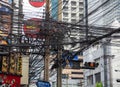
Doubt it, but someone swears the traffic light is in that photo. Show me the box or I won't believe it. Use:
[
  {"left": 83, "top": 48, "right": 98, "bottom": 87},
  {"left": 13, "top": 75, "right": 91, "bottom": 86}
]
[
  {"left": 84, "top": 62, "right": 99, "bottom": 69},
  {"left": 116, "top": 79, "right": 120, "bottom": 82}
]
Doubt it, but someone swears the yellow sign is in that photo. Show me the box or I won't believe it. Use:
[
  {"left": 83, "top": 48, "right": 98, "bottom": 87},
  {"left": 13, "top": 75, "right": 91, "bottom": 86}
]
[
  {"left": 16, "top": 53, "right": 22, "bottom": 75},
  {"left": 9, "top": 53, "right": 16, "bottom": 74},
  {"left": 2, "top": 56, "right": 8, "bottom": 73}
]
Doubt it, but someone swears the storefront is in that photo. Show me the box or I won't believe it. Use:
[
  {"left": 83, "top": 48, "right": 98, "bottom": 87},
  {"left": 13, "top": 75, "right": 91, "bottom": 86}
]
[
  {"left": 0, "top": 53, "right": 22, "bottom": 87},
  {"left": 0, "top": 1, "right": 22, "bottom": 87}
]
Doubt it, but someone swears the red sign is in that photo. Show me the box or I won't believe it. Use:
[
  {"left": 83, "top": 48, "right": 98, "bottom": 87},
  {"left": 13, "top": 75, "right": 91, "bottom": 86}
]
[
  {"left": 0, "top": 74, "right": 21, "bottom": 87},
  {"left": 23, "top": 18, "right": 40, "bottom": 38},
  {"left": 29, "top": 0, "right": 45, "bottom": 7}
]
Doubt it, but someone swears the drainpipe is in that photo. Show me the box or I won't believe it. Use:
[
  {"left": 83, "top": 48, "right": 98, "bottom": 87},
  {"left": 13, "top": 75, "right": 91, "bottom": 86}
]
[
  {"left": 103, "top": 42, "right": 108, "bottom": 87},
  {"left": 103, "top": 39, "right": 112, "bottom": 87},
  {"left": 109, "top": 55, "right": 113, "bottom": 87}
]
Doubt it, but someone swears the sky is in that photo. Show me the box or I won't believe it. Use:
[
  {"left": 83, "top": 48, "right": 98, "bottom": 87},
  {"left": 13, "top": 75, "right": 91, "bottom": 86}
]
[{"left": 23, "top": 0, "right": 46, "bottom": 20}]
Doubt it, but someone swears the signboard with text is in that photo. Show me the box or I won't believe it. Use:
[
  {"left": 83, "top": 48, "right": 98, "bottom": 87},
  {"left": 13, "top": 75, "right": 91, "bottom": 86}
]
[
  {"left": 2, "top": 56, "right": 9, "bottom": 73},
  {"left": 0, "top": 74, "right": 21, "bottom": 87},
  {"left": 29, "top": 0, "right": 45, "bottom": 7},
  {"left": 23, "top": 18, "right": 41, "bottom": 38},
  {"left": 36, "top": 80, "right": 51, "bottom": 87}
]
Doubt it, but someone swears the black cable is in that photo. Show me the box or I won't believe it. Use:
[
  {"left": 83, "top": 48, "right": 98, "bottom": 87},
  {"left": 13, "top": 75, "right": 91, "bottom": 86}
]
[{"left": 89, "top": 1, "right": 119, "bottom": 25}]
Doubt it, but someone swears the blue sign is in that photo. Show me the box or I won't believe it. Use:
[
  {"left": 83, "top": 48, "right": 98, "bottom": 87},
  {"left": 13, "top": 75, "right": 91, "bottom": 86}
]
[
  {"left": 0, "top": 5, "right": 12, "bottom": 13},
  {"left": 36, "top": 80, "right": 51, "bottom": 87}
]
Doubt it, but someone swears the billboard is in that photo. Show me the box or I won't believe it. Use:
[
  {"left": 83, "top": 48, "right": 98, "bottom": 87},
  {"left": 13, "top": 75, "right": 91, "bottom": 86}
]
[
  {"left": 29, "top": 0, "right": 45, "bottom": 7},
  {"left": 0, "top": 5, "right": 12, "bottom": 43},
  {"left": 36, "top": 80, "right": 51, "bottom": 87},
  {"left": 0, "top": 14, "right": 11, "bottom": 35},
  {"left": 23, "top": 18, "right": 41, "bottom": 38}
]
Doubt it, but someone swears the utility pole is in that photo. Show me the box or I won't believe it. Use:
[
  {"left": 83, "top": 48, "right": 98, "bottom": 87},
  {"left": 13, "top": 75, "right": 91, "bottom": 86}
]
[
  {"left": 57, "top": 0, "right": 62, "bottom": 86},
  {"left": 57, "top": 48, "right": 62, "bottom": 87},
  {"left": 44, "top": 0, "right": 50, "bottom": 81}
]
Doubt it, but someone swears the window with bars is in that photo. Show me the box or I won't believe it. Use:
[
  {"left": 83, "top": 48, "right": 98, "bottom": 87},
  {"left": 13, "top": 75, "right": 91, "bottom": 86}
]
[
  {"left": 95, "top": 72, "right": 101, "bottom": 83},
  {"left": 71, "top": 1, "right": 76, "bottom": 6},
  {"left": 87, "top": 75, "right": 93, "bottom": 85},
  {"left": 63, "top": 12, "right": 68, "bottom": 17},
  {"left": 71, "top": 13, "right": 76, "bottom": 18}
]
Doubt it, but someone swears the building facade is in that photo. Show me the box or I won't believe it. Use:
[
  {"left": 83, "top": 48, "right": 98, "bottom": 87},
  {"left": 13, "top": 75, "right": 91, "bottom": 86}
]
[
  {"left": 0, "top": 1, "right": 23, "bottom": 87},
  {"left": 83, "top": 40, "right": 120, "bottom": 87},
  {"left": 62, "top": 0, "right": 84, "bottom": 23},
  {"left": 83, "top": 0, "right": 120, "bottom": 87}
]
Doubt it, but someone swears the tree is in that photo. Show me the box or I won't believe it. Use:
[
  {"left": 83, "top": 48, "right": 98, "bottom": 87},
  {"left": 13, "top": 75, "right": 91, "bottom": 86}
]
[{"left": 96, "top": 82, "right": 103, "bottom": 87}]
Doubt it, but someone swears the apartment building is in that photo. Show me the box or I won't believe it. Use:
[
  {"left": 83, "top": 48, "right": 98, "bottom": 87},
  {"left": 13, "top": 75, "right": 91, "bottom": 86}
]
[{"left": 62, "top": 0, "right": 84, "bottom": 23}]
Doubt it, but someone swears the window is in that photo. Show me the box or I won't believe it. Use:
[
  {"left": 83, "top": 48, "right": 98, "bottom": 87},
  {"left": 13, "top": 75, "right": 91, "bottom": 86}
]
[
  {"left": 71, "top": 13, "right": 76, "bottom": 18},
  {"left": 71, "top": 7, "right": 76, "bottom": 11},
  {"left": 79, "top": 14, "right": 83, "bottom": 18},
  {"left": 95, "top": 72, "right": 101, "bottom": 83},
  {"left": 71, "top": 1, "right": 76, "bottom": 6},
  {"left": 43, "top": 9, "right": 45, "bottom": 11},
  {"left": 87, "top": 75, "right": 93, "bottom": 85},
  {"left": 63, "top": 0, "right": 68, "bottom": 5},
  {"left": 63, "top": 13, "right": 68, "bottom": 17},
  {"left": 63, "top": 18, "right": 68, "bottom": 22},
  {"left": 71, "top": 19, "right": 76, "bottom": 23},
  {"left": 42, "top": 16, "right": 45, "bottom": 18},
  {"left": 63, "top": 6, "right": 68, "bottom": 11},
  {"left": 79, "top": 2, "right": 83, "bottom": 6},
  {"left": 79, "top": 8, "right": 83, "bottom": 12}
]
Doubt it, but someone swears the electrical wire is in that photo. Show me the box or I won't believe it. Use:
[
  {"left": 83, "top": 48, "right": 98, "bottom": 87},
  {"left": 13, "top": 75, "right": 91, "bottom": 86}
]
[
  {"left": 89, "top": 1, "right": 119, "bottom": 25},
  {"left": 0, "top": 0, "right": 119, "bottom": 50}
]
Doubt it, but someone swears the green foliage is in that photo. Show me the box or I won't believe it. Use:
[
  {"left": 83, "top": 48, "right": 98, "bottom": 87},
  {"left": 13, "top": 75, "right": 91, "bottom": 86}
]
[{"left": 95, "top": 82, "right": 103, "bottom": 87}]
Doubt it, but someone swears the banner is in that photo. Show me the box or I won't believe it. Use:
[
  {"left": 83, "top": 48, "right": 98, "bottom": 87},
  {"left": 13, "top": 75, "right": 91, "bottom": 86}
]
[
  {"left": 0, "top": 14, "right": 11, "bottom": 36},
  {"left": 16, "top": 53, "right": 22, "bottom": 75},
  {"left": 2, "top": 56, "right": 8, "bottom": 73},
  {"left": 9, "top": 53, "right": 16, "bottom": 74},
  {"left": 0, "top": 74, "right": 21, "bottom": 87}
]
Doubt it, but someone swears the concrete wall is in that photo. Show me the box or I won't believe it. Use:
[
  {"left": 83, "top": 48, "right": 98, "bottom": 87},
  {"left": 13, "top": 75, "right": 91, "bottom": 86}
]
[{"left": 110, "top": 45, "right": 120, "bottom": 87}]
